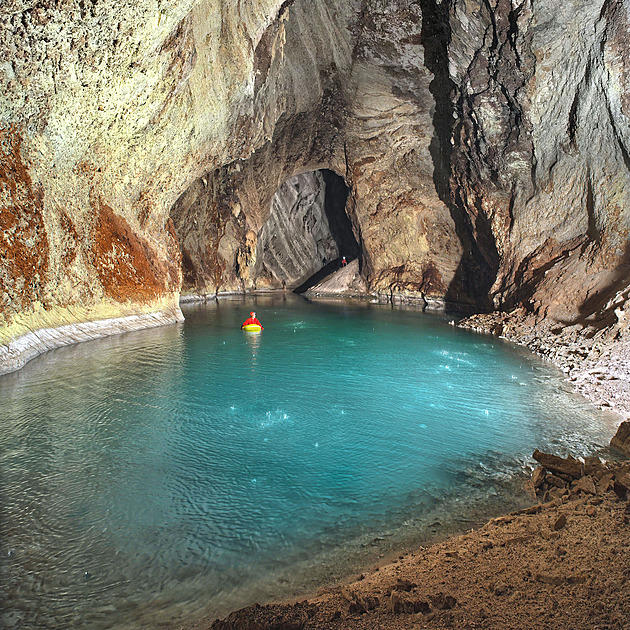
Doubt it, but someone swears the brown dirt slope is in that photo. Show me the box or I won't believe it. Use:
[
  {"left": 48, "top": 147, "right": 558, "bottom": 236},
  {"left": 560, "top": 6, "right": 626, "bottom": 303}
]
[{"left": 188, "top": 456, "right": 630, "bottom": 630}]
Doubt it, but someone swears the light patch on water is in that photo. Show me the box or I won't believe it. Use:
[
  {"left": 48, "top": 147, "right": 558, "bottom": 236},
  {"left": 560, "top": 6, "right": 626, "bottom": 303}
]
[{"left": 259, "top": 410, "right": 291, "bottom": 428}]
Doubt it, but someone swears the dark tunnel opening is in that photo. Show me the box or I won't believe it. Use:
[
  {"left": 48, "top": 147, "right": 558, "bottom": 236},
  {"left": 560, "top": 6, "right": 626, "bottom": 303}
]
[{"left": 292, "top": 169, "right": 360, "bottom": 293}]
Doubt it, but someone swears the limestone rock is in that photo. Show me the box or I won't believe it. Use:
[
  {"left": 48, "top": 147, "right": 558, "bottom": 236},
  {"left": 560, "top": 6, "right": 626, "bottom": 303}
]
[
  {"left": 572, "top": 476, "right": 597, "bottom": 496},
  {"left": 305, "top": 259, "right": 367, "bottom": 297},
  {"left": 532, "top": 466, "right": 547, "bottom": 489},
  {"left": 254, "top": 171, "right": 338, "bottom": 290}
]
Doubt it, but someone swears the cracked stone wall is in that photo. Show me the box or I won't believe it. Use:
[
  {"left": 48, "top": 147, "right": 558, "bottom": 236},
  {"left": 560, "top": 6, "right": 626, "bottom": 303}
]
[
  {"left": 254, "top": 171, "right": 338, "bottom": 290},
  {"left": 447, "top": 0, "right": 630, "bottom": 322}
]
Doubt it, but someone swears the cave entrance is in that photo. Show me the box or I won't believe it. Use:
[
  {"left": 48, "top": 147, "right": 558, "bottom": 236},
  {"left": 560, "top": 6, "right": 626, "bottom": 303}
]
[{"left": 256, "top": 169, "right": 360, "bottom": 293}]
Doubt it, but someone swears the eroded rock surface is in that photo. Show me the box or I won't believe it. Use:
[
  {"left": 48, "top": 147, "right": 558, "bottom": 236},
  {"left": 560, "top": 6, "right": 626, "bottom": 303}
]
[
  {"left": 305, "top": 259, "right": 368, "bottom": 297},
  {"left": 2, "top": 0, "right": 630, "bottom": 371}
]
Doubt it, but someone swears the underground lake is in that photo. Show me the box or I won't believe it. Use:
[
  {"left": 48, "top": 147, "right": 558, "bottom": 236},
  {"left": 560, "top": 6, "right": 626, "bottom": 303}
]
[{"left": 0, "top": 295, "right": 620, "bottom": 629}]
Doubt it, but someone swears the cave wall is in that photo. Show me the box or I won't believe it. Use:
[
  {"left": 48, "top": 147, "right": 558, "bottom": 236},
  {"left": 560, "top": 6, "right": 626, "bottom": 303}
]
[
  {"left": 448, "top": 0, "right": 630, "bottom": 321},
  {"left": 254, "top": 171, "right": 338, "bottom": 290},
  {"left": 169, "top": 0, "right": 463, "bottom": 302},
  {"left": 2, "top": 0, "right": 630, "bottom": 371}
]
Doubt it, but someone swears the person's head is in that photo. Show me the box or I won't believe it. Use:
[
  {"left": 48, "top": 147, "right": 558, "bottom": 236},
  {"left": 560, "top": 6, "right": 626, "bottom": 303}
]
[{"left": 251, "top": 312, "right": 255, "bottom": 317}]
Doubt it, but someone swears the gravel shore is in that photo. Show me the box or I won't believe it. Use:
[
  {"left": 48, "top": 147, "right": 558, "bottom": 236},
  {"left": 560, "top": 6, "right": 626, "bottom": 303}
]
[{"left": 199, "top": 457, "right": 630, "bottom": 630}]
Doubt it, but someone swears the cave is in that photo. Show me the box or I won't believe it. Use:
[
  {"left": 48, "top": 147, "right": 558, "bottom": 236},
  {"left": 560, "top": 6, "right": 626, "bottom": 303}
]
[
  {"left": 254, "top": 169, "right": 361, "bottom": 294},
  {"left": 2, "top": 0, "right": 630, "bottom": 372},
  {"left": 3, "top": 0, "right": 630, "bottom": 628},
  {"left": 169, "top": 166, "right": 361, "bottom": 297}
]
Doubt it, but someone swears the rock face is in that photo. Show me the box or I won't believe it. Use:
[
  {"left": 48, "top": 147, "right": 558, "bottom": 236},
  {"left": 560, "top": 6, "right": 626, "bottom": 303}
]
[
  {"left": 611, "top": 420, "right": 630, "bottom": 456},
  {"left": 254, "top": 171, "right": 338, "bottom": 290},
  {"left": 448, "top": 0, "right": 630, "bottom": 322},
  {"left": 2, "top": 0, "right": 630, "bottom": 371},
  {"left": 305, "top": 259, "right": 368, "bottom": 297}
]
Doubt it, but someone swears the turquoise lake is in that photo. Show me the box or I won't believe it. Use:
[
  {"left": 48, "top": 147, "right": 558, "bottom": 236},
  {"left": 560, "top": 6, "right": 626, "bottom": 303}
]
[{"left": 0, "top": 295, "right": 619, "bottom": 629}]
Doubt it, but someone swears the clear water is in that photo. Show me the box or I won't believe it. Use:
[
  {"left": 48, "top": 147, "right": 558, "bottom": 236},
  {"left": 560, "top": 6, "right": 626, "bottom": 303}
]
[{"left": 0, "top": 295, "right": 619, "bottom": 629}]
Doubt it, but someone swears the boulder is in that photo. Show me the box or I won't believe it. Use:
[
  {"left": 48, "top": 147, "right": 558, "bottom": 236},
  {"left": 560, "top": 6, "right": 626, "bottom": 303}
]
[
  {"left": 553, "top": 514, "right": 567, "bottom": 531},
  {"left": 546, "top": 474, "right": 568, "bottom": 488},
  {"left": 583, "top": 456, "right": 605, "bottom": 476},
  {"left": 610, "top": 421, "right": 630, "bottom": 456},
  {"left": 389, "top": 592, "right": 431, "bottom": 615},
  {"left": 597, "top": 472, "right": 615, "bottom": 493},
  {"left": 613, "top": 473, "right": 630, "bottom": 500},
  {"left": 572, "top": 476, "right": 597, "bottom": 495},
  {"left": 532, "top": 466, "right": 547, "bottom": 489},
  {"left": 533, "top": 450, "right": 584, "bottom": 479}
]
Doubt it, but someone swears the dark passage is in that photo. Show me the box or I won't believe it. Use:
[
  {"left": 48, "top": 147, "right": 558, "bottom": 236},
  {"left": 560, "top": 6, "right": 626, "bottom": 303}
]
[{"left": 294, "top": 169, "right": 360, "bottom": 293}]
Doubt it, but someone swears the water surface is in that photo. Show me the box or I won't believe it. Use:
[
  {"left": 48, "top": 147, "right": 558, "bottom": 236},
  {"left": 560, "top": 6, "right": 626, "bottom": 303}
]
[{"left": 0, "top": 295, "right": 619, "bottom": 628}]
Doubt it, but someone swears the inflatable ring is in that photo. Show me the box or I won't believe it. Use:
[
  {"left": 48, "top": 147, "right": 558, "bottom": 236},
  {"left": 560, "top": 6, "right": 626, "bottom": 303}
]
[{"left": 242, "top": 324, "right": 262, "bottom": 332}]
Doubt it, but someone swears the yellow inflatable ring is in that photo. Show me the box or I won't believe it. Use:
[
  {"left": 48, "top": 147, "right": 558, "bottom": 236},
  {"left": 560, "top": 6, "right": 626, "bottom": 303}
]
[{"left": 242, "top": 324, "right": 262, "bottom": 332}]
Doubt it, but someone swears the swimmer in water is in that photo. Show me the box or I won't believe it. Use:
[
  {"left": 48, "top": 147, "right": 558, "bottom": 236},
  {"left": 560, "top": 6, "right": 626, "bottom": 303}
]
[{"left": 241, "top": 311, "right": 263, "bottom": 329}]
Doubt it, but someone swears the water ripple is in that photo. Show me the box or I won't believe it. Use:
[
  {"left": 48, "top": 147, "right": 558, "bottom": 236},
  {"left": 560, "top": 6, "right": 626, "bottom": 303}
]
[{"left": 0, "top": 297, "right": 619, "bottom": 629}]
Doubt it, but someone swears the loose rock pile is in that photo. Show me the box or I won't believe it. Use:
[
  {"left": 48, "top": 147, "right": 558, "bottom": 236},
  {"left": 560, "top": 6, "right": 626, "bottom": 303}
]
[
  {"left": 530, "top": 448, "right": 630, "bottom": 505},
  {"left": 530, "top": 421, "right": 630, "bottom": 507}
]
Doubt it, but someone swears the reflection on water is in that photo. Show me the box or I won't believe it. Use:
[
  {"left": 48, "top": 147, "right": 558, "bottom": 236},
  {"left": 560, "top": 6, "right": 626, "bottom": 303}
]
[
  {"left": 243, "top": 328, "right": 262, "bottom": 367},
  {"left": 0, "top": 295, "right": 620, "bottom": 629}
]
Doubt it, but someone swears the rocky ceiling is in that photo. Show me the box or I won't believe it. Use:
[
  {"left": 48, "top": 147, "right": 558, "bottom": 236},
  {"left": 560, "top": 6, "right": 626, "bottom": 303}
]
[{"left": 2, "top": 0, "right": 630, "bottom": 370}]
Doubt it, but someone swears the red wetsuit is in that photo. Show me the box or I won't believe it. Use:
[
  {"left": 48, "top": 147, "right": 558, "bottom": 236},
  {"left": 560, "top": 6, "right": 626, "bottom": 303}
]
[{"left": 242, "top": 316, "right": 263, "bottom": 329}]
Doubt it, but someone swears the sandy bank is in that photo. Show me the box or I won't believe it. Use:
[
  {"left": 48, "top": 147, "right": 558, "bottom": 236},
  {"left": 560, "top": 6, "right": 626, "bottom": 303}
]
[{"left": 189, "top": 453, "right": 630, "bottom": 630}]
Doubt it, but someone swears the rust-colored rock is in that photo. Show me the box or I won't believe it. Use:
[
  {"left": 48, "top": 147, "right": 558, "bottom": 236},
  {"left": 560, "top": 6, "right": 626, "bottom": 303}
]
[
  {"left": 210, "top": 601, "right": 317, "bottom": 630},
  {"left": 533, "top": 450, "right": 584, "bottom": 480},
  {"left": 91, "top": 203, "right": 168, "bottom": 303},
  {"left": 0, "top": 126, "right": 49, "bottom": 322},
  {"left": 610, "top": 421, "right": 630, "bottom": 456}
]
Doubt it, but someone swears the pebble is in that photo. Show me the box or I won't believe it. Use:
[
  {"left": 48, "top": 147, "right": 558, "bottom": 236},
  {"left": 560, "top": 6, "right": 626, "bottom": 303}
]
[{"left": 553, "top": 514, "right": 567, "bottom": 531}]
